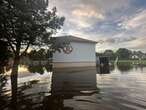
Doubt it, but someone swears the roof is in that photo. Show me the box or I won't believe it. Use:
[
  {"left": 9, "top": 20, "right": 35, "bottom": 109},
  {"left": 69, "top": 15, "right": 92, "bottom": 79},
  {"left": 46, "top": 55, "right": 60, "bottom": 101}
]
[{"left": 53, "top": 35, "right": 97, "bottom": 43}]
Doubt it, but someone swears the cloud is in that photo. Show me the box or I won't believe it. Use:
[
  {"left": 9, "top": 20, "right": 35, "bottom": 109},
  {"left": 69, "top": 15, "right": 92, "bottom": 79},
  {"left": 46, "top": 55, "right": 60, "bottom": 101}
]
[
  {"left": 50, "top": 0, "right": 130, "bottom": 29},
  {"left": 105, "top": 36, "right": 137, "bottom": 44},
  {"left": 68, "top": 4, "right": 105, "bottom": 28},
  {"left": 72, "top": 4, "right": 104, "bottom": 20},
  {"left": 127, "top": 37, "right": 146, "bottom": 49},
  {"left": 50, "top": 0, "right": 146, "bottom": 52},
  {"left": 119, "top": 10, "right": 146, "bottom": 30}
]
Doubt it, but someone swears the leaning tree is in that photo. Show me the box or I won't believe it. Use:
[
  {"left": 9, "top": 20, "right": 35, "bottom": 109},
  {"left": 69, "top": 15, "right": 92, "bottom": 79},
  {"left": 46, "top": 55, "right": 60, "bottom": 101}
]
[{"left": 0, "top": 0, "right": 65, "bottom": 102}]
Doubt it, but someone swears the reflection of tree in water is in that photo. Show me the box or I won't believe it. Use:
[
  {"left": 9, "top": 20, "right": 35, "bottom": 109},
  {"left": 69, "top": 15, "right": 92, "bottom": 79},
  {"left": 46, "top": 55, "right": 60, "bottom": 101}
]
[
  {"left": 3, "top": 79, "right": 73, "bottom": 110},
  {"left": 43, "top": 95, "right": 74, "bottom": 110},
  {"left": 27, "top": 65, "right": 45, "bottom": 74},
  {"left": 16, "top": 80, "right": 43, "bottom": 110},
  {"left": 45, "top": 64, "right": 53, "bottom": 72},
  {"left": 27, "top": 63, "right": 52, "bottom": 74},
  {"left": 0, "top": 75, "right": 9, "bottom": 110},
  {"left": 0, "top": 64, "right": 100, "bottom": 110},
  {"left": 0, "top": 45, "right": 12, "bottom": 109},
  {"left": 8, "top": 68, "right": 99, "bottom": 110},
  {"left": 0, "top": 78, "right": 51, "bottom": 110},
  {"left": 96, "top": 65, "right": 114, "bottom": 74},
  {"left": 1, "top": 75, "right": 57, "bottom": 110},
  {"left": 0, "top": 62, "right": 53, "bottom": 109},
  {"left": 117, "top": 64, "right": 133, "bottom": 72},
  {"left": 0, "top": 62, "right": 52, "bottom": 110},
  {"left": 100, "top": 66, "right": 110, "bottom": 74},
  {"left": 110, "top": 65, "right": 115, "bottom": 71},
  {"left": 0, "top": 62, "right": 11, "bottom": 74},
  {"left": 0, "top": 66, "right": 5, "bottom": 74}
]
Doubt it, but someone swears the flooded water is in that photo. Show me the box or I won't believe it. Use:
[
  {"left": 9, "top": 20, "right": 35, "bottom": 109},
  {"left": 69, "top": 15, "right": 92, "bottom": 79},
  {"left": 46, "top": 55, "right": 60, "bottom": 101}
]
[{"left": 0, "top": 64, "right": 146, "bottom": 110}]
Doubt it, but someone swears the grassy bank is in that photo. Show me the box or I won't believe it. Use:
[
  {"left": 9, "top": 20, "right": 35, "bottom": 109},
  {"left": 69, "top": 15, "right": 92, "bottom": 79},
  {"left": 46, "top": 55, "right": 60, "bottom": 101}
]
[{"left": 111, "top": 60, "right": 146, "bottom": 65}]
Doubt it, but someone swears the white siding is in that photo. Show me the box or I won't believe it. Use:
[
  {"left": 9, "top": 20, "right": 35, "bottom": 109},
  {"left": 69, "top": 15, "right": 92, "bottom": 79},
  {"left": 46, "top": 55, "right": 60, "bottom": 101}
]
[{"left": 53, "top": 42, "right": 96, "bottom": 63}]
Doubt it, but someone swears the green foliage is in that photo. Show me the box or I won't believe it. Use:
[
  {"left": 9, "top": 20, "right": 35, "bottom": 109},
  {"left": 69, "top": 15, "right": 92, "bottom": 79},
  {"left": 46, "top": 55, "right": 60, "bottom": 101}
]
[
  {"left": 27, "top": 65, "right": 45, "bottom": 74},
  {"left": 96, "top": 49, "right": 116, "bottom": 60},
  {"left": 27, "top": 63, "right": 52, "bottom": 74},
  {"left": 117, "top": 63, "right": 133, "bottom": 72},
  {"left": 0, "top": 0, "right": 65, "bottom": 56},
  {"left": 116, "top": 48, "right": 132, "bottom": 60},
  {"left": 96, "top": 48, "right": 146, "bottom": 61},
  {"left": 103, "top": 50, "right": 116, "bottom": 60},
  {"left": 117, "top": 60, "right": 146, "bottom": 65},
  {"left": 0, "top": 40, "right": 13, "bottom": 66},
  {"left": 28, "top": 48, "right": 48, "bottom": 60}
]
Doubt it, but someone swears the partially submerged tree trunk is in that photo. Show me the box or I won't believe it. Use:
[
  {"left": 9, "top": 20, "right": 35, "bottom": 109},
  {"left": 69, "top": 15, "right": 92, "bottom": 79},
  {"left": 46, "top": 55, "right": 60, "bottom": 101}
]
[{"left": 10, "top": 54, "right": 20, "bottom": 109}]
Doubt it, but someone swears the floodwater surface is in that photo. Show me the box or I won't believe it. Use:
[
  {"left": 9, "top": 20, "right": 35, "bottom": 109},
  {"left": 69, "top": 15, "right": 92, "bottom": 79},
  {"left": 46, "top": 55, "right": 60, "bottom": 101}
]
[{"left": 0, "top": 64, "right": 146, "bottom": 110}]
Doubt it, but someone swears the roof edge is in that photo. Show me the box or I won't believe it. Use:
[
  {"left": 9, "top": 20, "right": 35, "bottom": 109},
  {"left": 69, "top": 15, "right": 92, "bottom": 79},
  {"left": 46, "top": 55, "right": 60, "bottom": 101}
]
[{"left": 54, "top": 35, "right": 97, "bottom": 43}]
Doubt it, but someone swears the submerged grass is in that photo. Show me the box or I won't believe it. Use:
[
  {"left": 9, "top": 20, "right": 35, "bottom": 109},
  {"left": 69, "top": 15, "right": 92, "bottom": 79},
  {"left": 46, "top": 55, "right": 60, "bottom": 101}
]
[{"left": 111, "top": 60, "right": 146, "bottom": 66}]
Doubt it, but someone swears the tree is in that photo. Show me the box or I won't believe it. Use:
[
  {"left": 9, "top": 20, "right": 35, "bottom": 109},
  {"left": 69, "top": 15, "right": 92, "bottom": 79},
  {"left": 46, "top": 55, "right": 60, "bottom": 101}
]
[
  {"left": 116, "top": 48, "right": 132, "bottom": 60},
  {"left": 0, "top": 40, "right": 12, "bottom": 66},
  {"left": 28, "top": 48, "right": 52, "bottom": 61},
  {"left": 28, "top": 48, "right": 48, "bottom": 60},
  {"left": 103, "top": 50, "right": 116, "bottom": 60},
  {"left": 0, "top": 40, "right": 13, "bottom": 74},
  {"left": 96, "top": 50, "right": 116, "bottom": 61},
  {"left": 0, "top": 0, "right": 65, "bottom": 105}
]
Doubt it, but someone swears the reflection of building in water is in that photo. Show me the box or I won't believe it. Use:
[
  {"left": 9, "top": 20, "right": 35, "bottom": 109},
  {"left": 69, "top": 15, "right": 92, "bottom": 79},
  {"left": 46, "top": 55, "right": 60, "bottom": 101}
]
[
  {"left": 51, "top": 67, "right": 98, "bottom": 98},
  {"left": 43, "top": 67, "right": 98, "bottom": 110},
  {"left": 0, "top": 67, "right": 99, "bottom": 110}
]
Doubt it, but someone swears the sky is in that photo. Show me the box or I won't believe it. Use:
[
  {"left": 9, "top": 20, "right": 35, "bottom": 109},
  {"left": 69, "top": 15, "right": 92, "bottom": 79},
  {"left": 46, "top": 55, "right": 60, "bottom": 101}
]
[{"left": 50, "top": 0, "right": 146, "bottom": 52}]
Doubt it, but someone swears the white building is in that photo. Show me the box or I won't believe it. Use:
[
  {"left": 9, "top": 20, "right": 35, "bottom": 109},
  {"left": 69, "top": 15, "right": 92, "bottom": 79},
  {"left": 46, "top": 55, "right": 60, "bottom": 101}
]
[{"left": 53, "top": 35, "right": 97, "bottom": 68}]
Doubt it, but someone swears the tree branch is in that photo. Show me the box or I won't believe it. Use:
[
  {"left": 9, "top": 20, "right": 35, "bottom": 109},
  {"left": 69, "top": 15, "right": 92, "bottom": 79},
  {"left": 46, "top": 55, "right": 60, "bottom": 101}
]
[
  {"left": 20, "top": 42, "right": 30, "bottom": 56},
  {"left": 24, "top": 43, "right": 30, "bottom": 53},
  {"left": 5, "top": 37, "right": 16, "bottom": 54},
  {"left": 8, "top": 42, "right": 16, "bottom": 53}
]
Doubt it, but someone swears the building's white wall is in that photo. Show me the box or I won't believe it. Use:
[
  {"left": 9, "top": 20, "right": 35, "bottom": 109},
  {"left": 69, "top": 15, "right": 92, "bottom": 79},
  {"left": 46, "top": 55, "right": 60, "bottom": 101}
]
[{"left": 53, "top": 42, "right": 96, "bottom": 63}]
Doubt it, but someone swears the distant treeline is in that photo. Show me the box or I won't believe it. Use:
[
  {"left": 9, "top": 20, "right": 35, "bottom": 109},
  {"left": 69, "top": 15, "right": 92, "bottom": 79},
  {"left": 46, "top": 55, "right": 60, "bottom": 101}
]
[
  {"left": 96, "top": 48, "right": 146, "bottom": 60},
  {"left": 0, "top": 46, "right": 52, "bottom": 68}
]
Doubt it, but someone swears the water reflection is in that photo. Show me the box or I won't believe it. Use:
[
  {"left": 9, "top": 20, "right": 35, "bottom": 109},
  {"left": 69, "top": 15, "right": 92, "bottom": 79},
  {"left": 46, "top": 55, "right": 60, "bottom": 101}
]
[
  {"left": 117, "top": 64, "right": 133, "bottom": 72},
  {"left": 0, "top": 73, "right": 52, "bottom": 110},
  {"left": 0, "top": 64, "right": 11, "bottom": 74},
  {"left": 0, "top": 75, "right": 8, "bottom": 109},
  {"left": 0, "top": 64, "right": 146, "bottom": 110},
  {"left": 96, "top": 65, "right": 114, "bottom": 74},
  {"left": 0, "top": 65, "right": 99, "bottom": 110},
  {"left": 27, "top": 63, "right": 52, "bottom": 74},
  {"left": 52, "top": 68, "right": 98, "bottom": 97},
  {"left": 0, "top": 63, "right": 52, "bottom": 110},
  {"left": 97, "top": 66, "right": 110, "bottom": 74},
  {"left": 48, "top": 68, "right": 99, "bottom": 110}
]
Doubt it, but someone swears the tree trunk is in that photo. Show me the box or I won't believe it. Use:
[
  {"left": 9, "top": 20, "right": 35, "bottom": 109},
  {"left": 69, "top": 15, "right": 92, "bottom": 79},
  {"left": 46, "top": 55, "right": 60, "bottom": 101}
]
[{"left": 10, "top": 55, "right": 20, "bottom": 109}]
